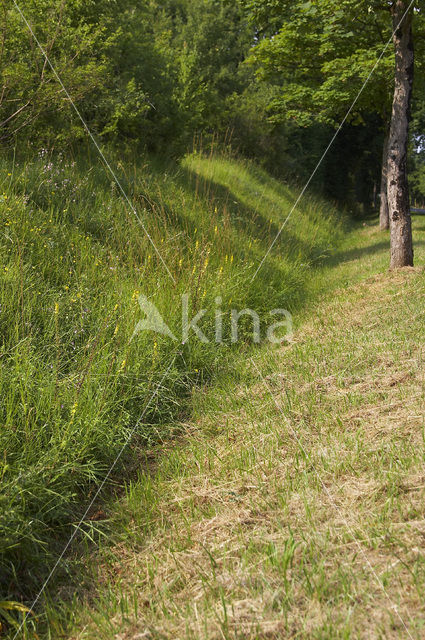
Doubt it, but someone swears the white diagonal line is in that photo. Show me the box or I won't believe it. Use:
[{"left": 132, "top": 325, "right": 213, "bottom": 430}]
[
  {"left": 250, "top": 357, "right": 414, "bottom": 640},
  {"left": 12, "top": 0, "right": 176, "bottom": 284},
  {"left": 12, "top": 354, "right": 178, "bottom": 639},
  {"left": 251, "top": 0, "right": 416, "bottom": 282}
]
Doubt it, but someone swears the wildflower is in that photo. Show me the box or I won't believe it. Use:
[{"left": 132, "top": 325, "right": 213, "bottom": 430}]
[
  {"left": 118, "top": 359, "right": 126, "bottom": 374},
  {"left": 113, "top": 324, "right": 119, "bottom": 336},
  {"left": 114, "top": 303, "right": 118, "bottom": 311},
  {"left": 70, "top": 401, "right": 78, "bottom": 419},
  {"left": 214, "top": 225, "right": 218, "bottom": 234},
  {"left": 7, "top": 173, "right": 11, "bottom": 176},
  {"left": 54, "top": 302, "right": 59, "bottom": 315},
  {"left": 195, "top": 240, "right": 199, "bottom": 251},
  {"left": 230, "top": 255, "right": 234, "bottom": 264}
]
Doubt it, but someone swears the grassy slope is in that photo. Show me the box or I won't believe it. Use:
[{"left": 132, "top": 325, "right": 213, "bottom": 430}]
[
  {"left": 0, "top": 152, "right": 343, "bottom": 629},
  {"left": 61, "top": 220, "right": 425, "bottom": 639}
]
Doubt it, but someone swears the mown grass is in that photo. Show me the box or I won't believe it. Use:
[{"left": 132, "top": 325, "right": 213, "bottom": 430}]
[
  {"left": 51, "top": 220, "right": 425, "bottom": 640},
  {"left": 0, "top": 149, "right": 344, "bottom": 636}
]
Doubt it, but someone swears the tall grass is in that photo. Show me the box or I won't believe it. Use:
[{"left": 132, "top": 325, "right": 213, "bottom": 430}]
[{"left": 0, "top": 147, "right": 344, "bottom": 609}]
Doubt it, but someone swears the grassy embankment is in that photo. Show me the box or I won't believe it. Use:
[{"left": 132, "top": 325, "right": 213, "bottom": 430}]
[
  {"left": 0, "top": 150, "right": 344, "bottom": 636},
  {"left": 60, "top": 216, "right": 425, "bottom": 640}
]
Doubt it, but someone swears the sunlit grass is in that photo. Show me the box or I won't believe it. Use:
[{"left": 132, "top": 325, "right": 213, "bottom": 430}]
[
  {"left": 60, "top": 221, "right": 425, "bottom": 640},
  {"left": 0, "top": 148, "right": 344, "bottom": 634}
]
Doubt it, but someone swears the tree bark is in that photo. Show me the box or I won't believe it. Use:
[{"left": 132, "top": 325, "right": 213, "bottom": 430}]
[
  {"left": 379, "top": 130, "right": 389, "bottom": 230},
  {"left": 387, "top": 0, "right": 414, "bottom": 268}
]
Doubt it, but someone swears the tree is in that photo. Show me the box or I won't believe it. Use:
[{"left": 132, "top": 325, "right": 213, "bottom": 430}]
[
  {"left": 243, "top": 0, "right": 395, "bottom": 221},
  {"left": 242, "top": 0, "right": 424, "bottom": 232},
  {"left": 388, "top": 0, "right": 414, "bottom": 267}
]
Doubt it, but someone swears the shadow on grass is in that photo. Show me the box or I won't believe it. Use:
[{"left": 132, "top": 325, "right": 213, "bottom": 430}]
[{"left": 4, "top": 159, "right": 400, "bottom": 637}]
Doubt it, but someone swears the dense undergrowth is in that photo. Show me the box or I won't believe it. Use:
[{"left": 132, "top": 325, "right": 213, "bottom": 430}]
[{"left": 0, "top": 149, "right": 345, "bottom": 615}]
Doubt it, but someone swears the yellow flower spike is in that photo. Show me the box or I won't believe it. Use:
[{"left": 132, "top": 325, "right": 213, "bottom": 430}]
[
  {"left": 70, "top": 401, "right": 78, "bottom": 420},
  {"left": 54, "top": 302, "right": 59, "bottom": 315},
  {"left": 195, "top": 240, "right": 199, "bottom": 251},
  {"left": 114, "top": 303, "right": 118, "bottom": 311},
  {"left": 214, "top": 226, "right": 218, "bottom": 234},
  {"left": 192, "top": 265, "right": 196, "bottom": 275},
  {"left": 230, "top": 255, "right": 234, "bottom": 264},
  {"left": 225, "top": 255, "right": 228, "bottom": 263},
  {"left": 118, "top": 359, "right": 126, "bottom": 374},
  {"left": 113, "top": 324, "right": 119, "bottom": 336},
  {"left": 178, "top": 258, "right": 183, "bottom": 268}
]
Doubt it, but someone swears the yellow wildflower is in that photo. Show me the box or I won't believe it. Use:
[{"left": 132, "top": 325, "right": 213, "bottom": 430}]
[{"left": 70, "top": 401, "right": 78, "bottom": 419}]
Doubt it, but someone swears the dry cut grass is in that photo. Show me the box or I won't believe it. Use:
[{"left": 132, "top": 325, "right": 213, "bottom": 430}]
[{"left": 69, "top": 249, "right": 425, "bottom": 639}]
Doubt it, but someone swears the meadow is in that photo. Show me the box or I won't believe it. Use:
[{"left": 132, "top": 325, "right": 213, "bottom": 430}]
[
  {"left": 0, "top": 149, "right": 344, "bottom": 632},
  {"left": 59, "top": 218, "right": 425, "bottom": 640}
]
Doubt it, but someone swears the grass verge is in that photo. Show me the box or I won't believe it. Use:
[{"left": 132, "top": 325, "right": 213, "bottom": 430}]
[
  {"left": 53, "top": 220, "right": 425, "bottom": 640},
  {"left": 0, "top": 149, "right": 344, "bottom": 634}
]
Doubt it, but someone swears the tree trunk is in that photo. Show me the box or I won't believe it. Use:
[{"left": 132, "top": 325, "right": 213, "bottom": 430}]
[
  {"left": 387, "top": 0, "right": 414, "bottom": 268},
  {"left": 379, "top": 131, "right": 389, "bottom": 230}
]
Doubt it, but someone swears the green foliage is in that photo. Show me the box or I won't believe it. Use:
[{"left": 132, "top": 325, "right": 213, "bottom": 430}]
[
  {"left": 0, "top": 0, "right": 258, "bottom": 152},
  {"left": 243, "top": 0, "right": 395, "bottom": 127}
]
